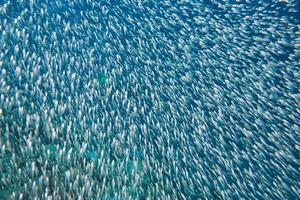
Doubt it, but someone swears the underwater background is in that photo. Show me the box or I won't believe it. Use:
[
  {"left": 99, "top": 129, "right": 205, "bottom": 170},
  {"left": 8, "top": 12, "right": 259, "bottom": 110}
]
[{"left": 0, "top": 0, "right": 299, "bottom": 199}]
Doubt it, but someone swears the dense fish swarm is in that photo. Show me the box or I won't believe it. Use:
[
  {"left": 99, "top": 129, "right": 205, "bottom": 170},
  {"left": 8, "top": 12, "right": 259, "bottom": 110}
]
[{"left": 0, "top": 0, "right": 300, "bottom": 199}]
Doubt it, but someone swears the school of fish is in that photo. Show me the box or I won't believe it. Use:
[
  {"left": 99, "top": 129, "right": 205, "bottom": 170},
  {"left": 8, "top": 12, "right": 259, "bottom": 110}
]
[{"left": 0, "top": 0, "right": 299, "bottom": 199}]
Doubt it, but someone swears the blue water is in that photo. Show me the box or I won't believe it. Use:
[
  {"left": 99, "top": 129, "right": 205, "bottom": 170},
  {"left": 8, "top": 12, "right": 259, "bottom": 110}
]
[{"left": 0, "top": 0, "right": 299, "bottom": 199}]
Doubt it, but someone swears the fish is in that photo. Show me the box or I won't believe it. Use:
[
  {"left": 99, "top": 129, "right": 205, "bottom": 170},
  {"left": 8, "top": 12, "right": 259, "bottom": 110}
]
[{"left": 0, "top": 0, "right": 299, "bottom": 199}]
